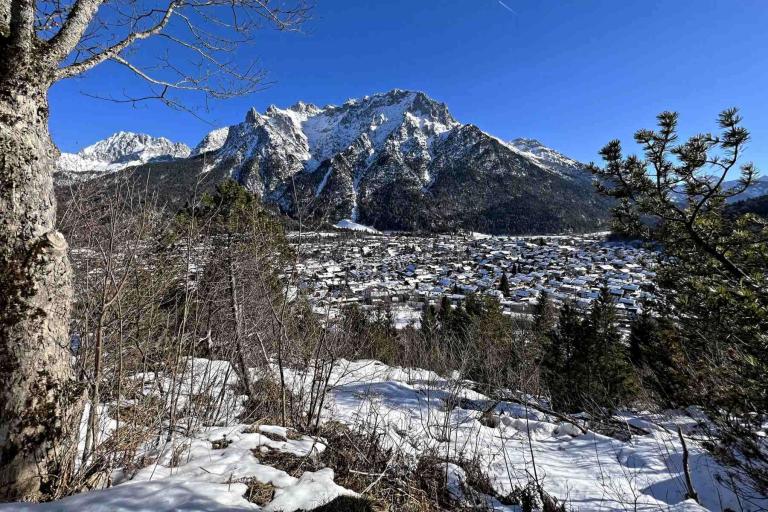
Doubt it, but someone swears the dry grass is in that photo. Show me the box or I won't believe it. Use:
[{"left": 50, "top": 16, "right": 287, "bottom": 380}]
[
  {"left": 242, "top": 479, "right": 276, "bottom": 505},
  {"left": 251, "top": 447, "right": 311, "bottom": 478},
  {"left": 250, "top": 422, "right": 442, "bottom": 511},
  {"left": 239, "top": 377, "right": 287, "bottom": 425}
]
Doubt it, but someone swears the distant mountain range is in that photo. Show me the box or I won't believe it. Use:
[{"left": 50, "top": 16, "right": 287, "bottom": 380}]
[
  {"left": 56, "top": 89, "right": 615, "bottom": 234},
  {"left": 56, "top": 131, "right": 191, "bottom": 183},
  {"left": 722, "top": 176, "right": 768, "bottom": 203}
]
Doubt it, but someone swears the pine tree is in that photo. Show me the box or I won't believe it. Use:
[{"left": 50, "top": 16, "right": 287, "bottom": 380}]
[
  {"left": 589, "top": 108, "right": 767, "bottom": 416},
  {"left": 464, "top": 293, "right": 484, "bottom": 318},
  {"left": 628, "top": 311, "right": 689, "bottom": 406},
  {"left": 499, "top": 273, "right": 511, "bottom": 297},
  {"left": 628, "top": 310, "right": 655, "bottom": 367},
  {"left": 542, "top": 300, "right": 583, "bottom": 411},
  {"left": 590, "top": 109, "right": 768, "bottom": 490},
  {"left": 438, "top": 295, "right": 453, "bottom": 328},
  {"left": 581, "top": 288, "right": 637, "bottom": 409},
  {"left": 421, "top": 302, "right": 438, "bottom": 340},
  {"left": 447, "top": 302, "right": 471, "bottom": 340},
  {"left": 532, "top": 291, "right": 557, "bottom": 337},
  {"left": 544, "top": 290, "right": 637, "bottom": 412}
]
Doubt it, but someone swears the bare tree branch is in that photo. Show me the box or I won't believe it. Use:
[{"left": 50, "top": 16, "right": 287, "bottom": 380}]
[
  {"left": 54, "top": 0, "right": 183, "bottom": 80},
  {"left": 45, "top": 0, "right": 104, "bottom": 65}
]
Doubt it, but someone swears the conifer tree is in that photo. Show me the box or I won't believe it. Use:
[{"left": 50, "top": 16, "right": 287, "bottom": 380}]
[
  {"left": 589, "top": 108, "right": 767, "bottom": 415},
  {"left": 628, "top": 311, "right": 689, "bottom": 406},
  {"left": 628, "top": 310, "right": 655, "bottom": 367},
  {"left": 438, "top": 296, "right": 453, "bottom": 328},
  {"left": 542, "top": 300, "right": 583, "bottom": 411},
  {"left": 447, "top": 302, "right": 471, "bottom": 340},
  {"left": 464, "top": 293, "right": 484, "bottom": 318},
  {"left": 580, "top": 288, "right": 637, "bottom": 409},
  {"left": 590, "top": 110, "right": 768, "bottom": 491},
  {"left": 532, "top": 291, "right": 557, "bottom": 337},
  {"left": 421, "top": 302, "right": 438, "bottom": 340},
  {"left": 499, "top": 273, "right": 511, "bottom": 297}
]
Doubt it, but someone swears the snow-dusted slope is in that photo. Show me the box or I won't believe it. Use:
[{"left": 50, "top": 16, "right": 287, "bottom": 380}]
[
  {"left": 212, "top": 91, "right": 457, "bottom": 176},
  {"left": 200, "top": 89, "right": 610, "bottom": 233},
  {"left": 507, "top": 137, "right": 589, "bottom": 180},
  {"left": 191, "top": 127, "right": 230, "bottom": 157},
  {"left": 334, "top": 219, "right": 380, "bottom": 233},
  {"left": 724, "top": 175, "right": 768, "bottom": 203},
  {"left": 6, "top": 357, "right": 763, "bottom": 511},
  {"left": 56, "top": 131, "right": 191, "bottom": 180},
  {"left": 207, "top": 89, "right": 458, "bottom": 200},
  {"left": 57, "top": 90, "right": 612, "bottom": 234}
]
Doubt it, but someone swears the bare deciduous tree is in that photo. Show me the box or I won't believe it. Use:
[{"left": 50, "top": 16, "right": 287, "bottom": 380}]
[{"left": 0, "top": 0, "right": 308, "bottom": 500}]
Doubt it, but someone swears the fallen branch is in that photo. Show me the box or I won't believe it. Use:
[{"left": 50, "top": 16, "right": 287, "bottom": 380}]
[{"left": 677, "top": 426, "right": 700, "bottom": 504}]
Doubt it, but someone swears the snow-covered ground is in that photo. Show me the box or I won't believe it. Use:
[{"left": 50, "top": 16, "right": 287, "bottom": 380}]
[
  {"left": 4, "top": 358, "right": 765, "bottom": 511},
  {"left": 288, "top": 360, "right": 763, "bottom": 511},
  {"left": 333, "top": 219, "right": 380, "bottom": 234}
]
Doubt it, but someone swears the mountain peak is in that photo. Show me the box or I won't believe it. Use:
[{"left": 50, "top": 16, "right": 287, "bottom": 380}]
[
  {"left": 207, "top": 89, "right": 461, "bottom": 181},
  {"left": 507, "top": 137, "right": 587, "bottom": 180},
  {"left": 57, "top": 89, "right": 610, "bottom": 235},
  {"left": 56, "top": 131, "right": 190, "bottom": 178},
  {"left": 289, "top": 101, "right": 320, "bottom": 114},
  {"left": 509, "top": 137, "right": 544, "bottom": 148}
]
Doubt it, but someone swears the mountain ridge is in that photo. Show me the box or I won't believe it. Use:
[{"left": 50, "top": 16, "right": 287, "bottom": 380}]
[
  {"left": 56, "top": 89, "right": 613, "bottom": 234},
  {"left": 56, "top": 131, "right": 191, "bottom": 182}
]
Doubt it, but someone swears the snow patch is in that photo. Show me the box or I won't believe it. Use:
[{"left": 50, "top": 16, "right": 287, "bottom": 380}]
[
  {"left": 334, "top": 219, "right": 380, "bottom": 234},
  {"left": 263, "top": 469, "right": 357, "bottom": 512}
]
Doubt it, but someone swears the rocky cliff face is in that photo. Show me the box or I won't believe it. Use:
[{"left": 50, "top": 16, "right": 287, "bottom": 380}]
[
  {"left": 58, "top": 90, "right": 612, "bottom": 234},
  {"left": 196, "top": 89, "right": 610, "bottom": 233}
]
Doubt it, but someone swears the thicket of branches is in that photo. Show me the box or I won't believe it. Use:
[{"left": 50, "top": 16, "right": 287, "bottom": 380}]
[{"left": 55, "top": 177, "right": 372, "bottom": 496}]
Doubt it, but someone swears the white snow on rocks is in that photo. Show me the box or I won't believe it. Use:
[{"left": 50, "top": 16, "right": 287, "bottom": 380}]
[
  {"left": 263, "top": 469, "right": 357, "bottom": 512},
  {"left": 191, "top": 127, "right": 230, "bottom": 157},
  {"left": 209, "top": 89, "right": 459, "bottom": 182},
  {"left": 506, "top": 137, "right": 588, "bottom": 180},
  {"left": 56, "top": 131, "right": 190, "bottom": 179}
]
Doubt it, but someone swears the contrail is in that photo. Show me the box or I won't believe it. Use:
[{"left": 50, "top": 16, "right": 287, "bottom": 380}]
[{"left": 498, "top": 0, "right": 517, "bottom": 15}]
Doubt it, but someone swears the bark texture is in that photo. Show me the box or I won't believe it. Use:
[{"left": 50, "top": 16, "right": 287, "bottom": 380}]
[{"left": 0, "top": 54, "right": 81, "bottom": 500}]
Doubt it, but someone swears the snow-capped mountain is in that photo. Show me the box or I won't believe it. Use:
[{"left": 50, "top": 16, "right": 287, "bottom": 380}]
[
  {"left": 190, "top": 127, "right": 230, "bottom": 157},
  {"left": 56, "top": 131, "right": 191, "bottom": 180},
  {"left": 59, "top": 90, "right": 611, "bottom": 234},
  {"left": 507, "top": 137, "right": 588, "bottom": 180},
  {"left": 193, "top": 89, "right": 609, "bottom": 233}
]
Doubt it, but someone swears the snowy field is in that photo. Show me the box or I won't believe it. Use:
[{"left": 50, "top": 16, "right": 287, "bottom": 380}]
[{"left": 4, "top": 358, "right": 765, "bottom": 511}]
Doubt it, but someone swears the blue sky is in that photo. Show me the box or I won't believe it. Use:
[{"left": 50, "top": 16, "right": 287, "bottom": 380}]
[{"left": 51, "top": 0, "right": 768, "bottom": 171}]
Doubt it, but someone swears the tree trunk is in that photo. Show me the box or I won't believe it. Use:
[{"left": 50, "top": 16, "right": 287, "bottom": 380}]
[
  {"left": 227, "top": 235, "right": 255, "bottom": 398},
  {"left": 0, "top": 69, "right": 81, "bottom": 500}
]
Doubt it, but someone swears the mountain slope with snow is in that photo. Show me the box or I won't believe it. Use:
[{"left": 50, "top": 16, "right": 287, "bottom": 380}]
[
  {"left": 507, "top": 137, "right": 589, "bottom": 180},
  {"left": 194, "top": 89, "right": 610, "bottom": 234},
  {"left": 723, "top": 175, "right": 768, "bottom": 203},
  {"left": 190, "top": 127, "right": 230, "bottom": 157},
  {"left": 56, "top": 131, "right": 191, "bottom": 182},
  {"left": 58, "top": 90, "right": 611, "bottom": 234}
]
